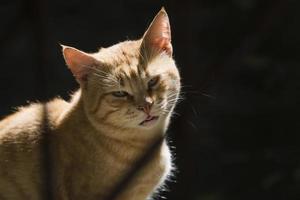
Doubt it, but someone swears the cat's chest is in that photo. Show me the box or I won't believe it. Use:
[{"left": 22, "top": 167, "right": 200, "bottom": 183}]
[{"left": 65, "top": 141, "right": 171, "bottom": 199}]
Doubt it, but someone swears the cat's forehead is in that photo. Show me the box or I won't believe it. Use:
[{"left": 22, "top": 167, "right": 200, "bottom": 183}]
[
  {"left": 95, "top": 40, "right": 141, "bottom": 68},
  {"left": 93, "top": 40, "right": 176, "bottom": 86},
  {"left": 95, "top": 40, "right": 146, "bottom": 79}
]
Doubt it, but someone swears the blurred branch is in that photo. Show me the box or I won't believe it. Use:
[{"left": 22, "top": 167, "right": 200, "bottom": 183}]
[
  {"left": 105, "top": 135, "right": 165, "bottom": 200},
  {"left": 41, "top": 104, "right": 54, "bottom": 200}
]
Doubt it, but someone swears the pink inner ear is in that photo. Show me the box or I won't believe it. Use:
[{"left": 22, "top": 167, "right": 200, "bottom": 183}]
[
  {"left": 62, "top": 46, "right": 95, "bottom": 82},
  {"left": 151, "top": 37, "right": 172, "bottom": 56},
  {"left": 143, "top": 9, "right": 173, "bottom": 56}
]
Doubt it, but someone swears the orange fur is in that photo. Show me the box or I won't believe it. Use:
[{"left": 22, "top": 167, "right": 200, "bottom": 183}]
[{"left": 0, "top": 8, "right": 180, "bottom": 200}]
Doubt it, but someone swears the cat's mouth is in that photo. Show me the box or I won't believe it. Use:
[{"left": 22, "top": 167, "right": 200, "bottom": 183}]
[{"left": 139, "top": 115, "right": 159, "bottom": 126}]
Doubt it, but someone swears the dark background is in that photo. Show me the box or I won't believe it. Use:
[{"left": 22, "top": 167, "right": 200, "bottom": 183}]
[{"left": 0, "top": 0, "right": 300, "bottom": 199}]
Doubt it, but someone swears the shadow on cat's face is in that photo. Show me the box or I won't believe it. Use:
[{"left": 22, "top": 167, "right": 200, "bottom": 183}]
[{"left": 82, "top": 41, "right": 181, "bottom": 130}]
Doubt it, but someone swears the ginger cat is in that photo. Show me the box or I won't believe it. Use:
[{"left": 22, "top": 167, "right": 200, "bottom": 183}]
[{"left": 0, "top": 8, "right": 180, "bottom": 200}]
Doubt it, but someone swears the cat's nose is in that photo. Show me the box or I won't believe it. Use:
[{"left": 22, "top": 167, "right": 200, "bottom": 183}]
[{"left": 137, "top": 97, "right": 153, "bottom": 115}]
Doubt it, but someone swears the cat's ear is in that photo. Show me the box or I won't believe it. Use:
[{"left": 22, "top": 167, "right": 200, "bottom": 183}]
[
  {"left": 62, "top": 45, "right": 97, "bottom": 83},
  {"left": 142, "top": 7, "right": 172, "bottom": 57}
]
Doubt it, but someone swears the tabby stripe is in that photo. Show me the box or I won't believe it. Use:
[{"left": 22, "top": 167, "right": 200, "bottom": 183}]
[
  {"left": 90, "top": 93, "right": 108, "bottom": 115},
  {"left": 94, "top": 135, "right": 137, "bottom": 164},
  {"left": 105, "top": 134, "right": 145, "bottom": 149}
]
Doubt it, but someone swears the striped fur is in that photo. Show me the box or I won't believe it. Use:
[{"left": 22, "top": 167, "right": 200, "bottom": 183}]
[{"left": 0, "top": 8, "right": 180, "bottom": 200}]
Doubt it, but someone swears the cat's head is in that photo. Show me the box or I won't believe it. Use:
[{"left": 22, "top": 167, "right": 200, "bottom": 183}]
[{"left": 62, "top": 8, "right": 180, "bottom": 130}]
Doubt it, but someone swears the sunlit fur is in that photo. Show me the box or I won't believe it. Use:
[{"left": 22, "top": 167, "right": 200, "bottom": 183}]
[
  {"left": 0, "top": 9, "right": 180, "bottom": 200},
  {"left": 83, "top": 40, "right": 180, "bottom": 132}
]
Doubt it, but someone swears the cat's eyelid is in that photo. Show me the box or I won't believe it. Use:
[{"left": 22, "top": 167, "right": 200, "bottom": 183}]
[
  {"left": 148, "top": 75, "right": 160, "bottom": 81},
  {"left": 108, "top": 87, "right": 132, "bottom": 96},
  {"left": 111, "top": 90, "right": 129, "bottom": 98},
  {"left": 147, "top": 76, "right": 160, "bottom": 88}
]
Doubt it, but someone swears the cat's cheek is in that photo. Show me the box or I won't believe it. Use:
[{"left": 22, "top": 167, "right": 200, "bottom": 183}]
[
  {"left": 104, "top": 106, "right": 135, "bottom": 127},
  {"left": 170, "top": 79, "right": 179, "bottom": 89}
]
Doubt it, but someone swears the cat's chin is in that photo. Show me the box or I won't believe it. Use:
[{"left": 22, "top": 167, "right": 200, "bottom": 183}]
[{"left": 139, "top": 116, "right": 159, "bottom": 128}]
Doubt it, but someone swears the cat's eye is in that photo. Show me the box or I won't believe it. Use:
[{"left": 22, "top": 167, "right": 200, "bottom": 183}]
[
  {"left": 111, "top": 91, "right": 128, "bottom": 97},
  {"left": 148, "top": 76, "right": 159, "bottom": 88}
]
